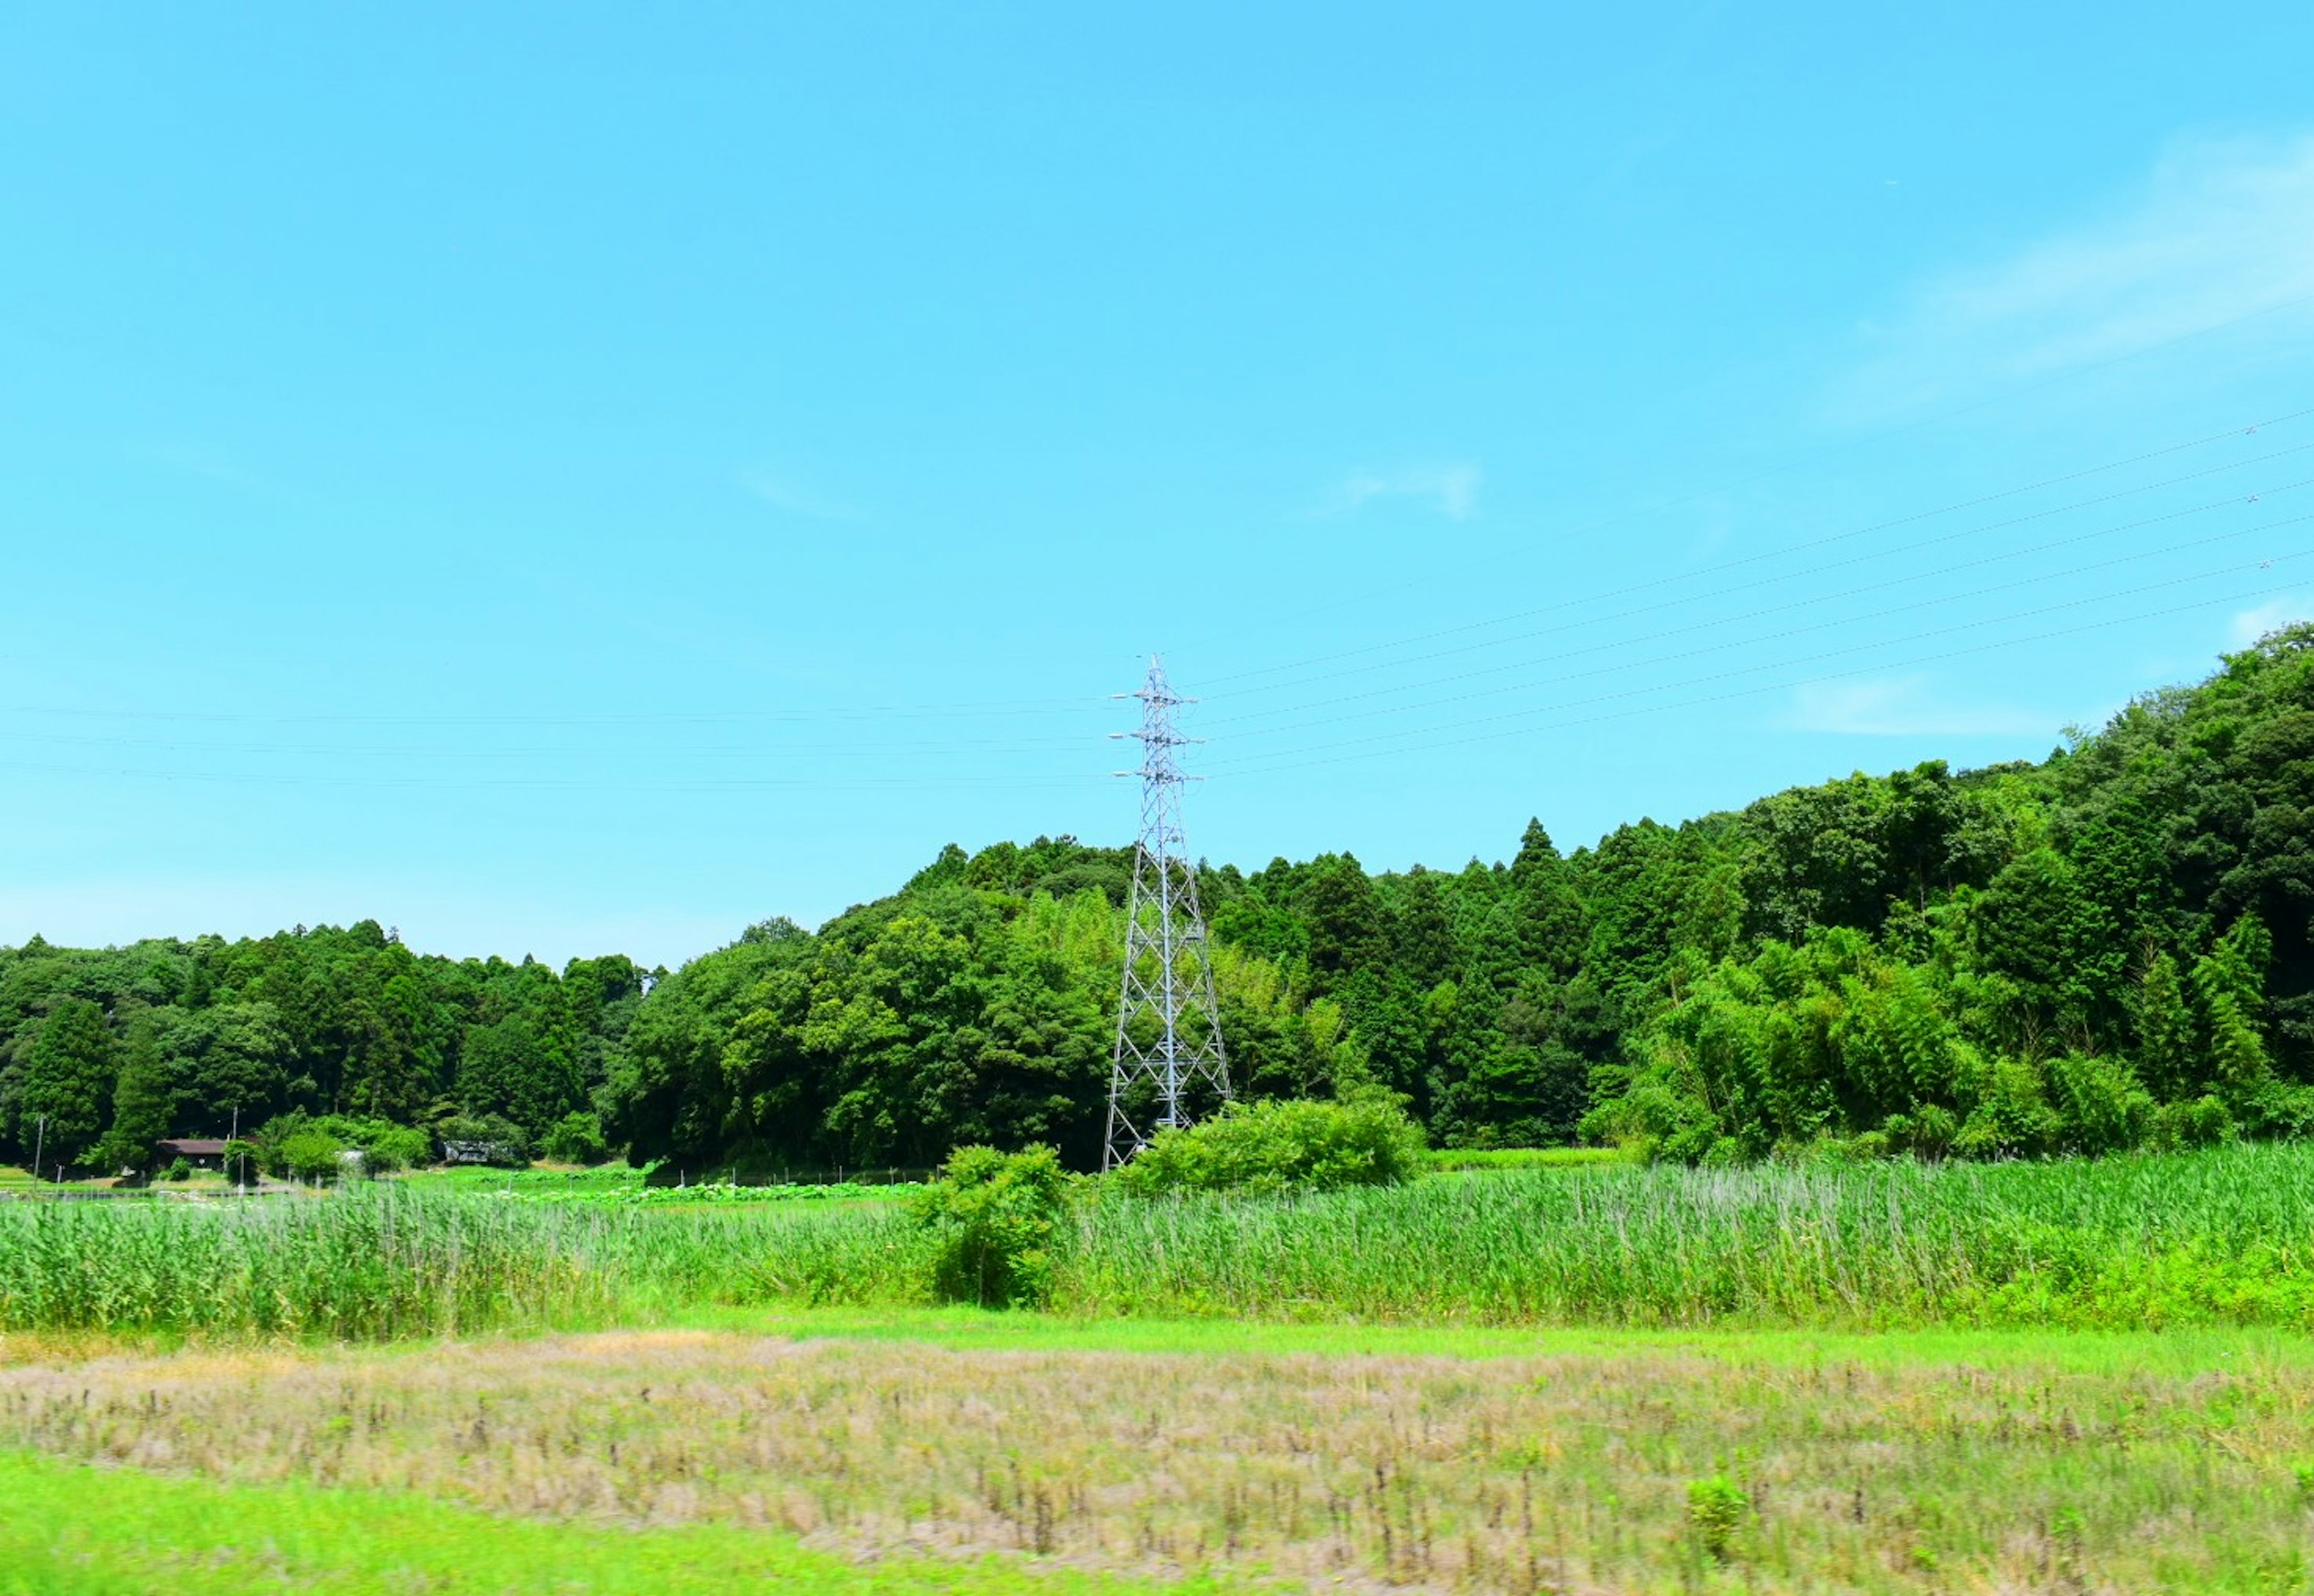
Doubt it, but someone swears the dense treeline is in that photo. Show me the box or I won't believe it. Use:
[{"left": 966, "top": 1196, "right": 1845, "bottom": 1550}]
[
  {"left": 0, "top": 920, "right": 645, "bottom": 1172},
  {"left": 10, "top": 628, "right": 2314, "bottom": 1172}
]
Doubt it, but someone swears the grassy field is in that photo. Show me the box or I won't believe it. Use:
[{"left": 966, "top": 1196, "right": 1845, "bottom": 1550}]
[
  {"left": 4, "top": 1318, "right": 2312, "bottom": 1591},
  {"left": 11, "top": 1141, "right": 2314, "bottom": 1338},
  {"left": 11, "top": 1145, "right": 2314, "bottom": 1590},
  {"left": 397, "top": 1165, "right": 916, "bottom": 1206},
  {"left": 0, "top": 1449, "right": 1209, "bottom": 1596},
  {"left": 1425, "top": 1147, "right": 1635, "bottom": 1172}
]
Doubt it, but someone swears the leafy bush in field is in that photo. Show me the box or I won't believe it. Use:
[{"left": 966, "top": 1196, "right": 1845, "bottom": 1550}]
[
  {"left": 1686, "top": 1476, "right": 1749, "bottom": 1562},
  {"left": 1112, "top": 1097, "right": 1428, "bottom": 1195},
  {"left": 540, "top": 1112, "right": 609, "bottom": 1165},
  {"left": 910, "top": 1145, "right": 1070, "bottom": 1308},
  {"left": 257, "top": 1114, "right": 428, "bottom": 1178},
  {"left": 274, "top": 1129, "right": 348, "bottom": 1183}
]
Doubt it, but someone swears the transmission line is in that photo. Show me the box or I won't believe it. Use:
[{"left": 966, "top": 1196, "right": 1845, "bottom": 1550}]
[
  {"left": 1207, "top": 405, "right": 2314, "bottom": 693},
  {"left": 1202, "top": 501, "right": 2314, "bottom": 739},
  {"left": 1203, "top": 551, "right": 2314, "bottom": 774},
  {"left": 1208, "top": 577, "right": 2313, "bottom": 781}
]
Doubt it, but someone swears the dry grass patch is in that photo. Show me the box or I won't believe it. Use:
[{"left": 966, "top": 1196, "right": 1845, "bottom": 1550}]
[{"left": 4, "top": 1327, "right": 2313, "bottom": 1591}]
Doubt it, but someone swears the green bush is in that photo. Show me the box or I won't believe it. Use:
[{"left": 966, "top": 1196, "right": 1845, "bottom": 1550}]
[
  {"left": 909, "top": 1145, "right": 1069, "bottom": 1309},
  {"left": 1111, "top": 1097, "right": 1429, "bottom": 1196},
  {"left": 275, "top": 1129, "right": 348, "bottom": 1184},
  {"left": 1686, "top": 1476, "right": 1749, "bottom": 1562},
  {"left": 363, "top": 1122, "right": 431, "bottom": 1173},
  {"left": 257, "top": 1113, "right": 427, "bottom": 1177},
  {"left": 220, "top": 1139, "right": 261, "bottom": 1183},
  {"left": 2151, "top": 1094, "right": 2237, "bottom": 1150},
  {"left": 541, "top": 1112, "right": 609, "bottom": 1166},
  {"left": 161, "top": 1157, "right": 192, "bottom": 1183}
]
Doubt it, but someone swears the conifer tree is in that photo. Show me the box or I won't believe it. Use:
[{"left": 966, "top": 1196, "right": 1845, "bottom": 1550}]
[
  {"left": 21, "top": 998, "right": 116, "bottom": 1170},
  {"left": 95, "top": 1022, "right": 174, "bottom": 1173}
]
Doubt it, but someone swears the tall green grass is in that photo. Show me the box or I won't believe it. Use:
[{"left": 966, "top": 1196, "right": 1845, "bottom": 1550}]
[
  {"left": 0, "top": 1188, "right": 913, "bottom": 1338},
  {"left": 8, "top": 1142, "right": 2314, "bottom": 1339},
  {"left": 1425, "top": 1145, "right": 1634, "bottom": 1172},
  {"left": 1062, "top": 1142, "right": 2314, "bottom": 1328}
]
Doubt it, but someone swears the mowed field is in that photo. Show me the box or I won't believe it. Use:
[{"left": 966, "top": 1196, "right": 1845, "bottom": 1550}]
[{"left": 7, "top": 1148, "right": 2314, "bottom": 1593}]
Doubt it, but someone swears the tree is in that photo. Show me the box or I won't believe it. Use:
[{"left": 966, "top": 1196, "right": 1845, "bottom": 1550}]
[
  {"left": 95, "top": 1021, "right": 173, "bottom": 1173},
  {"left": 22, "top": 998, "right": 116, "bottom": 1169},
  {"left": 2133, "top": 952, "right": 2195, "bottom": 1099}
]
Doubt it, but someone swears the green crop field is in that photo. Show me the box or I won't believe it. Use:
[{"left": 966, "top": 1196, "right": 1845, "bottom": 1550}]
[
  {"left": 11, "top": 1141, "right": 2314, "bottom": 1339},
  {"left": 8, "top": 1144, "right": 2314, "bottom": 1591}
]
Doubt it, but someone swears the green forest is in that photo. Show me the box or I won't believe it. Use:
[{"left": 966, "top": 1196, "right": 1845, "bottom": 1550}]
[{"left": 10, "top": 627, "right": 2314, "bottom": 1175}]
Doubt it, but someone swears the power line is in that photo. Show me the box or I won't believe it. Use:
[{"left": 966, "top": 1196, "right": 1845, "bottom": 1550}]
[
  {"left": 1202, "top": 552, "right": 2314, "bottom": 774},
  {"left": 0, "top": 693, "right": 1115, "bottom": 729},
  {"left": 1202, "top": 497, "right": 2314, "bottom": 737},
  {"left": 1206, "top": 404, "right": 2313, "bottom": 692},
  {"left": 1270, "top": 292, "right": 2314, "bottom": 632},
  {"left": 1207, "top": 578, "right": 2312, "bottom": 781},
  {"left": 0, "top": 757, "right": 1112, "bottom": 794}
]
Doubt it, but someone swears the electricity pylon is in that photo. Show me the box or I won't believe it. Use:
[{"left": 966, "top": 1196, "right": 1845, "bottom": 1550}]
[{"left": 1104, "top": 655, "right": 1230, "bottom": 1169}]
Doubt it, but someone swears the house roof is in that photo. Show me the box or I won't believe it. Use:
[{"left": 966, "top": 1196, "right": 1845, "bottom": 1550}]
[{"left": 158, "top": 1138, "right": 230, "bottom": 1156}]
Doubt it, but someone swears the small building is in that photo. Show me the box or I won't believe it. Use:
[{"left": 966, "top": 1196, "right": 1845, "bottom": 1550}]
[
  {"left": 156, "top": 1138, "right": 229, "bottom": 1171},
  {"left": 440, "top": 1137, "right": 521, "bottom": 1166}
]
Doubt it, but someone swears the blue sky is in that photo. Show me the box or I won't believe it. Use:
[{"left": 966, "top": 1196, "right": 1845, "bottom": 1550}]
[{"left": 7, "top": 2, "right": 2314, "bottom": 967}]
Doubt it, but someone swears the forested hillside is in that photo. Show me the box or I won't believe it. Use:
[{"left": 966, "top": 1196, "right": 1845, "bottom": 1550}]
[{"left": 10, "top": 627, "right": 2314, "bottom": 1172}]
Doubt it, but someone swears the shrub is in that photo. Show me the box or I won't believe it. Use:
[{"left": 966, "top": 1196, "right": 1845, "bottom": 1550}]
[
  {"left": 276, "top": 1128, "right": 349, "bottom": 1184},
  {"left": 541, "top": 1112, "right": 609, "bottom": 1166},
  {"left": 257, "top": 1114, "right": 427, "bottom": 1177},
  {"left": 354, "top": 1121, "right": 431, "bottom": 1174},
  {"left": 1112, "top": 1097, "right": 1429, "bottom": 1196},
  {"left": 2150, "top": 1094, "right": 2235, "bottom": 1151},
  {"left": 162, "top": 1158, "right": 192, "bottom": 1183},
  {"left": 909, "top": 1145, "right": 1070, "bottom": 1309},
  {"left": 1686, "top": 1476, "right": 1749, "bottom": 1562},
  {"left": 221, "top": 1140, "right": 261, "bottom": 1184},
  {"left": 2047, "top": 1054, "right": 2154, "bottom": 1154}
]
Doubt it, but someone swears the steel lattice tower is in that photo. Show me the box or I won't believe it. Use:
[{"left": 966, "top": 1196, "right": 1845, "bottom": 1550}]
[{"left": 1104, "top": 656, "right": 1230, "bottom": 1169}]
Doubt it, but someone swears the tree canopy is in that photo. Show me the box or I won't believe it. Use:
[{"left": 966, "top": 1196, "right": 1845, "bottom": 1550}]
[{"left": 11, "top": 627, "right": 2314, "bottom": 1171}]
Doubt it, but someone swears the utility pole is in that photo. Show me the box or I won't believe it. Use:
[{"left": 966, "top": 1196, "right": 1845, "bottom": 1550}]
[
  {"left": 31, "top": 1116, "right": 45, "bottom": 1186},
  {"left": 1104, "top": 655, "right": 1230, "bottom": 1169}
]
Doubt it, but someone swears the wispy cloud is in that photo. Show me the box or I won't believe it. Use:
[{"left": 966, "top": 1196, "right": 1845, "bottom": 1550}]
[
  {"left": 1783, "top": 675, "right": 2057, "bottom": 737},
  {"left": 1834, "top": 134, "right": 2314, "bottom": 416},
  {"left": 738, "top": 468, "right": 862, "bottom": 523},
  {"left": 2230, "top": 595, "right": 2313, "bottom": 648},
  {"left": 1318, "top": 463, "right": 1481, "bottom": 520}
]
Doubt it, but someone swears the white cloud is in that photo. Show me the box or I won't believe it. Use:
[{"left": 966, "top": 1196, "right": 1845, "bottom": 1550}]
[
  {"left": 1783, "top": 675, "right": 2057, "bottom": 737},
  {"left": 2230, "top": 595, "right": 2314, "bottom": 647},
  {"left": 1837, "top": 134, "right": 2314, "bottom": 415},
  {"left": 738, "top": 468, "right": 862, "bottom": 522},
  {"left": 1319, "top": 463, "right": 1481, "bottom": 519}
]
